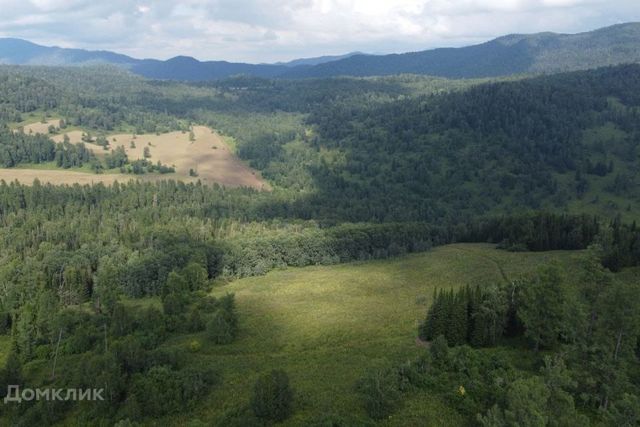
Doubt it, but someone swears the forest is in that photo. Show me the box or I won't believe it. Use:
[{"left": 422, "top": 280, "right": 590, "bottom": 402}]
[{"left": 0, "top": 63, "right": 639, "bottom": 425}]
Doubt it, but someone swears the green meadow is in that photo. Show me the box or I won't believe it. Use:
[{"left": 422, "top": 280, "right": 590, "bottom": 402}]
[{"left": 156, "top": 244, "right": 585, "bottom": 426}]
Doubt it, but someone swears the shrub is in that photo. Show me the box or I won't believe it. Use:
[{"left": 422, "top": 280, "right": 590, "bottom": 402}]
[
  {"left": 430, "top": 335, "right": 450, "bottom": 368},
  {"left": 356, "top": 368, "right": 401, "bottom": 420},
  {"left": 187, "top": 308, "right": 205, "bottom": 332},
  {"left": 188, "top": 340, "right": 201, "bottom": 353},
  {"left": 206, "top": 310, "right": 236, "bottom": 344},
  {"left": 251, "top": 370, "right": 294, "bottom": 422}
]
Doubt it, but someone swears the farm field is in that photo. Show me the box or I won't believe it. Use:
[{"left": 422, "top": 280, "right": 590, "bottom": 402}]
[
  {"left": 10, "top": 121, "right": 268, "bottom": 189},
  {"left": 149, "top": 243, "right": 588, "bottom": 426}
]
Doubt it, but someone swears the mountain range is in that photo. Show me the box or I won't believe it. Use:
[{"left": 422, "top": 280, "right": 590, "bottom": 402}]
[{"left": 1, "top": 22, "right": 639, "bottom": 81}]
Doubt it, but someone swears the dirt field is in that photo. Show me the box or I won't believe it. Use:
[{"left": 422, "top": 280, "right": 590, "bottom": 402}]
[
  {"left": 19, "top": 120, "right": 61, "bottom": 135},
  {"left": 12, "top": 122, "right": 269, "bottom": 189}
]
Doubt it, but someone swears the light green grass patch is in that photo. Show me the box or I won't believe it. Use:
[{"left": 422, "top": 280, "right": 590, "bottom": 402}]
[{"left": 160, "top": 244, "right": 583, "bottom": 425}]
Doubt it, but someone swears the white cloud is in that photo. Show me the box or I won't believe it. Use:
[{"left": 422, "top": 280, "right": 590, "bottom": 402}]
[{"left": 0, "top": 0, "right": 637, "bottom": 62}]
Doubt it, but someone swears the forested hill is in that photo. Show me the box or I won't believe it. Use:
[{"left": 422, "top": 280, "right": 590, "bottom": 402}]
[
  {"left": 2, "top": 23, "right": 640, "bottom": 80},
  {"left": 1, "top": 63, "right": 639, "bottom": 222},
  {"left": 3, "top": 46, "right": 640, "bottom": 427},
  {"left": 229, "top": 64, "right": 640, "bottom": 222},
  {"left": 284, "top": 22, "right": 640, "bottom": 78}
]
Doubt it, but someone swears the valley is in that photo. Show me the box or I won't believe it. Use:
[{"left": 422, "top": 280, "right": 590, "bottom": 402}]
[{"left": 0, "top": 18, "right": 640, "bottom": 426}]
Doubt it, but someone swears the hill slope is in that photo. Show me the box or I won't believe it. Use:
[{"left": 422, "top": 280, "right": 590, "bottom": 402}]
[
  {"left": 284, "top": 22, "right": 640, "bottom": 78},
  {"left": 0, "top": 38, "right": 135, "bottom": 66},
  {"left": 0, "top": 243, "right": 586, "bottom": 425},
  {"left": 214, "top": 64, "right": 640, "bottom": 222},
  {"left": 1, "top": 62, "right": 639, "bottom": 222}
]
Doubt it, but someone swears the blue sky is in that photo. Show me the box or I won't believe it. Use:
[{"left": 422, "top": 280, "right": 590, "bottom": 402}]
[{"left": 0, "top": 0, "right": 638, "bottom": 63}]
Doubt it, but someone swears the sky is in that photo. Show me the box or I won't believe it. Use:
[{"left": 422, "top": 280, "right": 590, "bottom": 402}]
[{"left": 0, "top": 0, "right": 638, "bottom": 63}]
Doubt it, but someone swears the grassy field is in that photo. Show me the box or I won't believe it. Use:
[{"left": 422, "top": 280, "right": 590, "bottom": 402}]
[
  {"left": 7, "top": 121, "right": 269, "bottom": 189},
  {"left": 150, "top": 243, "right": 586, "bottom": 426},
  {"left": 10, "top": 243, "right": 638, "bottom": 425}
]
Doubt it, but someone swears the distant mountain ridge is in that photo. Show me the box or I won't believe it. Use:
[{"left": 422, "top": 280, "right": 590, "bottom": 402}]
[
  {"left": 276, "top": 52, "right": 366, "bottom": 67},
  {"left": 0, "top": 38, "right": 135, "bottom": 66},
  {"left": 282, "top": 22, "right": 640, "bottom": 78},
  {"left": 1, "top": 22, "right": 639, "bottom": 80}
]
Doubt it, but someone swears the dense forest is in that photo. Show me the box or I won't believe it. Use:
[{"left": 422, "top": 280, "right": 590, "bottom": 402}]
[
  {"left": 5, "top": 63, "right": 638, "bottom": 222},
  {"left": 0, "top": 63, "right": 639, "bottom": 425}
]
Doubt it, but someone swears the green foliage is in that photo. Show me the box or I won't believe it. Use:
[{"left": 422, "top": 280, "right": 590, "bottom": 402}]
[
  {"left": 478, "top": 361, "right": 587, "bottom": 427},
  {"left": 464, "top": 213, "right": 601, "bottom": 252},
  {"left": 605, "top": 393, "right": 640, "bottom": 427},
  {"left": 124, "top": 365, "right": 219, "bottom": 418},
  {"left": 0, "top": 350, "right": 23, "bottom": 398},
  {"left": 186, "top": 308, "right": 205, "bottom": 333},
  {"left": 483, "top": 377, "right": 551, "bottom": 427},
  {"left": 307, "top": 413, "right": 376, "bottom": 427},
  {"left": 420, "top": 285, "right": 508, "bottom": 348},
  {"left": 518, "top": 266, "right": 572, "bottom": 351},
  {"left": 0, "top": 126, "right": 94, "bottom": 168},
  {"left": 1, "top": 58, "right": 640, "bottom": 427},
  {"left": 356, "top": 368, "right": 402, "bottom": 420},
  {"left": 181, "top": 262, "right": 208, "bottom": 291},
  {"left": 3, "top": 64, "right": 640, "bottom": 223},
  {"left": 429, "top": 335, "right": 450, "bottom": 368},
  {"left": 251, "top": 369, "right": 294, "bottom": 422},
  {"left": 104, "top": 146, "right": 128, "bottom": 169},
  {"left": 206, "top": 309, "right": 237, "bottom": 345}
]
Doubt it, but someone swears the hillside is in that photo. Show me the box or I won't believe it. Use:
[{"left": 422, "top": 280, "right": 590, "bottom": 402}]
[
  {"left": 284, "top": 22, "right": 640, "bottom": 78},
  {"left": 3, "top": 242, "right": 637, "bottom": 425},
  {"left": 200, "top": 244, "right": 585, "bottom": 425},
  {"left": 2, "top": 23, "right": 640, "bottom": 81},
  {"left": 277, "top": 51, "right": 365, "bottom": 67},
  {"left": 2, "top": 64, "right": 639, "bottom": 222},
  {"left": 0, "top": 38, "right": 136, "bottom": 66},
  {"left": 130, "top": 56, "right": 289, "bottom": 81},
  {"left": 0, "top": 243, "right": 591, "bottom": 425},
  {"left": 209, "top": 65, "right": 640, "bottom": 223},
  {"left": 2, "top": 46, "right": 640, "bottom": 427}
]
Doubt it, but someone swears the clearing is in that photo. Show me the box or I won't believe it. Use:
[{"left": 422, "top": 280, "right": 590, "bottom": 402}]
[
  {"left": 9, "top": 121, "right": 268, "bottom": 189},
  {"left": 161, "top": 243, "right": 588, "bottom": 426}
]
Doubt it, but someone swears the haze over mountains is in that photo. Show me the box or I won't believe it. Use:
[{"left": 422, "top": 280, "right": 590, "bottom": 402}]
[{"left": 1, "top": 22, "right": 639, "bottom": 81}]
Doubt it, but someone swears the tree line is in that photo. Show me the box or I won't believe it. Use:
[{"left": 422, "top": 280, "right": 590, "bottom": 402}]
[{"left": 359, "top": 249, "right": 640, "bottom": 425}]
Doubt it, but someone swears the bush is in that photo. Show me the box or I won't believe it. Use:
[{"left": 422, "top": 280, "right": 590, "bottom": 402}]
[
  {"left": 162, "top": 292, "right": 188, "bottom": 317},
  {"left": 188, "top": 340, "right": 201, "bottom": 353},
  {"left": 356, "top": 368, "right": 401, "bottom": 420},
  {"left": 430, "top": 335, "right": 450, "bottom": 368},
  {"left": 206, "top": 310, "right": 237, "bottom": 344},
  {"left": 125, "top": 365, "right": 219, "bottom": 418},
  {"left": 251, "top": 370, "right": 294, "bottom": 422},
  {"left": 187, "top": 308, "right": 205, "bottom": 332}
]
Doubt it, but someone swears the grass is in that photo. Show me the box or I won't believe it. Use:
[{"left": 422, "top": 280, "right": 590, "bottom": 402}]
[
  {"left": 5, "top": 123, "right": 268, "bottom": 189},
  {"left": 14, "top": 161, "right": 94, "bottom": 174},
  {"left": 0, "top": 336, "right": 11, "bottom": 366},
  {"left": 6, "top": 243, "right": 622, "bottom": 425},
  {"left": 219, "top": 134, "right": 238, "bottom": 154},
  {"left": 156, "top": 243, "right": 584, "bottom": 426},
  {"left": 11, "top": 113, "right": 139, "bottom": 135}
]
